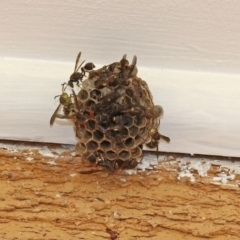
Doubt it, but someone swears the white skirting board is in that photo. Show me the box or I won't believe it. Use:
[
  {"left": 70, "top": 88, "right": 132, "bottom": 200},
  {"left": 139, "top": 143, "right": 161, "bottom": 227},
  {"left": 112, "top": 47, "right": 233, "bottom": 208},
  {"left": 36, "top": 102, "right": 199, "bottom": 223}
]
[{"left": 1, "top": 58, "right": 240, "bottom": 157}]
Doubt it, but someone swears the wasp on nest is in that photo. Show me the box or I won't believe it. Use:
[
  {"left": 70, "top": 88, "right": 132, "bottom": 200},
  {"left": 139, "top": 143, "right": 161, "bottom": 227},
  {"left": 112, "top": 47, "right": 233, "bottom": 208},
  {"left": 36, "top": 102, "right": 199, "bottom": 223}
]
[{"left": 50, "top": 52, "right": 170, "bottom": 170}]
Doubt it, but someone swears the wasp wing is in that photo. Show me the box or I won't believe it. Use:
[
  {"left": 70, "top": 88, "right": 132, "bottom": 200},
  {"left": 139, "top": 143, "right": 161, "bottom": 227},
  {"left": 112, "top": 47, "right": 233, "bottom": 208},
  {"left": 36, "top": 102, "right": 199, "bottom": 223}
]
[
  {"left": 160, "top": 134, "right": 170, "bottom": 143},
  {"left": 50, "top": 103, "right": 62, "bottom": 126},
  {"left": 74, "top": 52, "right": 82, "bottom": 72}
]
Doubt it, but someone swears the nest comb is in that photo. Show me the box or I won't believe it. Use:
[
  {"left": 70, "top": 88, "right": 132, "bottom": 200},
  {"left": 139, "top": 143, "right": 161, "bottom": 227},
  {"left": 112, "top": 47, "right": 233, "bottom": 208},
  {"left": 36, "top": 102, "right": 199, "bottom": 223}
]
[{"left": 50, "top": 53, "right": 169, "bottom": 170}]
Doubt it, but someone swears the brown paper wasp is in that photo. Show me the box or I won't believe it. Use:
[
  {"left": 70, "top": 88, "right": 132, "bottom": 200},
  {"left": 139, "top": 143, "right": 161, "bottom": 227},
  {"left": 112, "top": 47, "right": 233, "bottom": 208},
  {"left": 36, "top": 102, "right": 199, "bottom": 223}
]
[
  {"left": 146, "top": 121, "right": 170, "bottom": 159},
  {"left": 50, "top": 83, "right": 74, "bottom": 126},
  {"left": 68, "top": 52, "right": 95, "bottom": 88}
]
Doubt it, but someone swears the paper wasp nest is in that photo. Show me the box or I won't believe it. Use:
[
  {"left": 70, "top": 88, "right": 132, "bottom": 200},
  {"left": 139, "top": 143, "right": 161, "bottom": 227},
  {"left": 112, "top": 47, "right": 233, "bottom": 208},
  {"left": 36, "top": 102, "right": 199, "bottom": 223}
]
[{"left": 51, "top": 53, "right": 169, "bottom": 170}]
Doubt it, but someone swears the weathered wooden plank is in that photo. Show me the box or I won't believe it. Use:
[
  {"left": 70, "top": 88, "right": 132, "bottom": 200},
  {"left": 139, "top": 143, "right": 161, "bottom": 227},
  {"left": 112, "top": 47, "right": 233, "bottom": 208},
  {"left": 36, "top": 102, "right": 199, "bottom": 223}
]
[{"left": 0, "top": 142, "right": 239, "bottom": 239}]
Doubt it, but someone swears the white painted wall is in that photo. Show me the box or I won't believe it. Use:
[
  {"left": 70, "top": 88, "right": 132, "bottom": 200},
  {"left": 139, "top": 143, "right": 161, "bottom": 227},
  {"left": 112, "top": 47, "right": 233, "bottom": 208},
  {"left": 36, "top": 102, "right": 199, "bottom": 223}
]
[
  {"left": 2, "top": 58, "right": 240, "bottom": 157},
  {"left": 1, "top": 0, "right": 240, "bottom": 157},
  {"left": 2, "top": 0, "right": 240, "bottom": 73}
]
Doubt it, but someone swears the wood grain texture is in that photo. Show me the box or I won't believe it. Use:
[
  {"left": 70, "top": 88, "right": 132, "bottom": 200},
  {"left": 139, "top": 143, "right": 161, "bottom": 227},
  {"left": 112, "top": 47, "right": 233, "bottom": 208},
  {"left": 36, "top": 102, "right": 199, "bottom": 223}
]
[
  {"left": 0, "top": 143, "right": 240, "bottom": 240},
  {"left": 1, "top": 58, "right": 240, "bottom": 157}
]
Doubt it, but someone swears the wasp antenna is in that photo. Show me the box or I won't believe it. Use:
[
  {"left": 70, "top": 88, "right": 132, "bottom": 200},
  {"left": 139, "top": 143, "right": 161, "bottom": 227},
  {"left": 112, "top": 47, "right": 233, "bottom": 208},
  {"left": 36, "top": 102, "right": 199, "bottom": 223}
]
[
  {"left": 61, "top": 82, "right": 68, "bottom": 92},
  {"left": 54, "top": 95, "right": 61, "bottom": 99},
  {"left": 74, "top": 52, "right": 82, "bottom": 72}
]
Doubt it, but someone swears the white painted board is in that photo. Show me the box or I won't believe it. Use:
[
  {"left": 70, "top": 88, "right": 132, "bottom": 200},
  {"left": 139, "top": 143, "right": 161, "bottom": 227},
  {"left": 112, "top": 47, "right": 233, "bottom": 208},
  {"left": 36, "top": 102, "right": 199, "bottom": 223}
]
[
  {"left": 1, "top": 58, "right": 240, "bottom": 157},
  {"left": 2, "top": 0, "right": 240, "bottom": 74}
]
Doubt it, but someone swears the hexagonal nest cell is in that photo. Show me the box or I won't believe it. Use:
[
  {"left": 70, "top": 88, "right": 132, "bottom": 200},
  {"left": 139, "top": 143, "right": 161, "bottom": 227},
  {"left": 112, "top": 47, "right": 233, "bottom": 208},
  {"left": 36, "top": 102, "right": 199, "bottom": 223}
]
[{"left": 51, "top": 53, "right": 170, "bottom": 170}]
